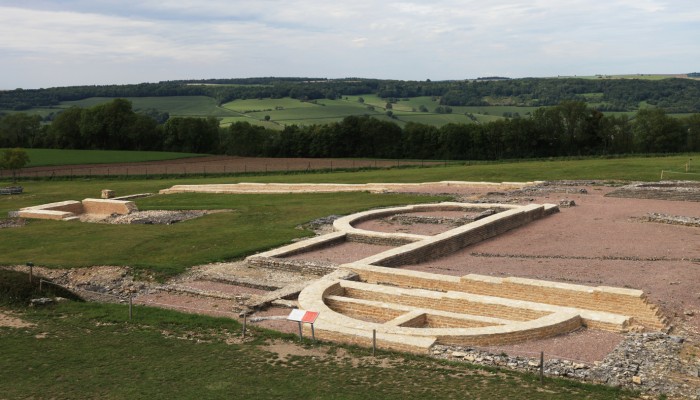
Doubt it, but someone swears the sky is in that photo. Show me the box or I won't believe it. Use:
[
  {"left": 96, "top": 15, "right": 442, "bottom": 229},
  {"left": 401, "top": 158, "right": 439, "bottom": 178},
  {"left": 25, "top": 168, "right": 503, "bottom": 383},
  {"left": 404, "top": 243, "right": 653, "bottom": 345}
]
[{"left": 1, "top": 0, "right": 699, "bottom": 89}]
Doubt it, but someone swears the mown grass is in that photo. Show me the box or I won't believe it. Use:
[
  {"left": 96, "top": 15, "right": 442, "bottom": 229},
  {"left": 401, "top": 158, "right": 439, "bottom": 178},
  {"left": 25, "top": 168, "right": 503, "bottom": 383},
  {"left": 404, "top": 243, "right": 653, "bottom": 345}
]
[
  {"left": 15, "top": 148, "right": 204, "bottom": 167},
  {"left": 0, "top": 191, "right": 447, "bottom": 278},
  {"left": 1, "top": 153, "right": 697, "bottom": 276},
  {"left": 0, "top": 300, "right": 636, "bottom": 399}
]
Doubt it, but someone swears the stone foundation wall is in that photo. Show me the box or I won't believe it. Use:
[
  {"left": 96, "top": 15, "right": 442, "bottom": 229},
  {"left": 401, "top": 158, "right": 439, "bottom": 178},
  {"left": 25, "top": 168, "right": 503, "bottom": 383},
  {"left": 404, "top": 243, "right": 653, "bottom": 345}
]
[
  {"left": 81, "top": 199, "right": 136, "bottom": 215},
  {"left": 363, "top": 204, "right": 546, "bottom": 267},
  {"left": 348, "top": 264, "right": 663, "bottom": 330},
  {"left": 246, "top": 256, "right": 336, "bottom": 276}
]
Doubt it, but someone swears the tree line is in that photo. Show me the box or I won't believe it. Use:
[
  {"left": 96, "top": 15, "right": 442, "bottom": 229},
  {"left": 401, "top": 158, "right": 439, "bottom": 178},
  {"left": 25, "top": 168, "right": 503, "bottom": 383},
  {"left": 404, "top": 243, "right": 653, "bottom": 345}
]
[
  {"left": 3, "top": 76, "right": 700, "bottom": 113},
  {"left": 1, "top": 99, "right": 699, "bottom": 160}
]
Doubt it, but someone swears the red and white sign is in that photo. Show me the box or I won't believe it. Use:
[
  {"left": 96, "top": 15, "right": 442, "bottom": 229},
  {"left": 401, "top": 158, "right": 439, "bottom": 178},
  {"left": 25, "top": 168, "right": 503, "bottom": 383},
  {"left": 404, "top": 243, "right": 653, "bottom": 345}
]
[{"left": 287, "top": 309, "right": 319, "bottom": 324}]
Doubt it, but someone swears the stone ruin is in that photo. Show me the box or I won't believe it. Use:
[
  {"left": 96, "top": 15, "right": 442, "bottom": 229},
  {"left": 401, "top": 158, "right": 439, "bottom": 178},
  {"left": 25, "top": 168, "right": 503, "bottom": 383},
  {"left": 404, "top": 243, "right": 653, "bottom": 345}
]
[{"left": 245, "top": 202, "right": 666, "bottom": 354}]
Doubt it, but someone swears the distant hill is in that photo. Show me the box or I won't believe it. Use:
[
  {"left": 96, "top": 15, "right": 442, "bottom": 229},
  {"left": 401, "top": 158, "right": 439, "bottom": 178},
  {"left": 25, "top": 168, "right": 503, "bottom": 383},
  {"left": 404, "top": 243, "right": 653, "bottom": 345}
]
[{"left": 2, "top": 76, "right": 700, "bottom": 115}]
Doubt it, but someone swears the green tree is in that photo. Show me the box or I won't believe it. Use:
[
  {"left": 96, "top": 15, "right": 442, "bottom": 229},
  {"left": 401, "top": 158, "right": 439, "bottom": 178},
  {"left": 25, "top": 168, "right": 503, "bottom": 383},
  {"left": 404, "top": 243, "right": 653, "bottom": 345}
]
[
  {"left": 633, "top": 108, "right": 684, "bottom": 153},
  {"left": 0, "top": 113, "right": 42, "bottom": 148},
  {"left": 1, "top": 148, "right": 30, "bottom": 183}
]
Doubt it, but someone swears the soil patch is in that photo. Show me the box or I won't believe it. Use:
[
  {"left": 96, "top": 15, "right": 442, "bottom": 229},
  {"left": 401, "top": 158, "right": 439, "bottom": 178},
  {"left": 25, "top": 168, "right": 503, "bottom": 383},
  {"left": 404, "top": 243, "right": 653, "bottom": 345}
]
[
  {"left": 0, "top": 218, "right": 26, "bottom": 229},
  {"left": 0, "top": 310, "right": 35, "bottom": 328}
]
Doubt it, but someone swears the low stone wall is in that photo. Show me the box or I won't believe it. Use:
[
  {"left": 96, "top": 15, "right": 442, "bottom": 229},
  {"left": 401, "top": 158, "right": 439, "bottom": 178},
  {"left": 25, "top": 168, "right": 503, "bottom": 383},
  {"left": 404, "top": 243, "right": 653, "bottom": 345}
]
[
  {"left": 246, "top": 256, "right": 337, "bottom": 276},
  {"left": 82, "top": 198, "right": 136, "bottom": 215},
  {"left": 18, "top": 198, "right": 137, "bottom": 220},
  {"left": 360, "top": 204, "right": 548, "bottom": 267},
  {"left": 348, "top": 264, "right": 662, "bottom": 330}
]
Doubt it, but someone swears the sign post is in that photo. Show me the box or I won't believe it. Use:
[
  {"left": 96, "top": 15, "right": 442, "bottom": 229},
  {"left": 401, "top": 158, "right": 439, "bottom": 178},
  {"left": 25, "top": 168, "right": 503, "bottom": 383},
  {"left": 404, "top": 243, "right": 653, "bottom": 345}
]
[{"left": 287, "top": 309, "right": 320, "bottom": 342}]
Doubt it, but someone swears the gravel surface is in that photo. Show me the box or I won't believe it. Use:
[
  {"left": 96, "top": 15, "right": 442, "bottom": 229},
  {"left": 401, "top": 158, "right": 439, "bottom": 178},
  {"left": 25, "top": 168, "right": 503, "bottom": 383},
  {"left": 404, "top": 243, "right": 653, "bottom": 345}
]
[
  {"left": 283, "top": 241, "right": 395, "bottom": 264},
  {"left": 277, "top": 182, "right": 700, "bottom": 364}
]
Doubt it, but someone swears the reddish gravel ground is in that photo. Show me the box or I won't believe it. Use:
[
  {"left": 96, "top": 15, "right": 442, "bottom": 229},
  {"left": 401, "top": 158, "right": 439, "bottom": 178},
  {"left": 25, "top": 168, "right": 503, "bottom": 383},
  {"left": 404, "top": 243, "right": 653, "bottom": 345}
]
[
  {"left": 283, "top": 241, "right": 395, "bottom": 264},
  {"left": 135, "top": 292, "right": 242, "bottom": 319},
  {"left": 404, "top": 186, "right": 700, "bottom": 335},
  {"left": 281, "top": 183, "right": 700, "bottom": 362},
  {"left": 354, "top": 219, "right": 456, "bottom": 236}
]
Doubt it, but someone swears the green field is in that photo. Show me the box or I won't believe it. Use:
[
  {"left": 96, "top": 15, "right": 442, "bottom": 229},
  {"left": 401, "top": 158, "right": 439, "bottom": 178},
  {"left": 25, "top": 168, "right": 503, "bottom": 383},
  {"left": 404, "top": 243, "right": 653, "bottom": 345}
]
[
  {"left": 0, "top": 299, "right": 633, "bottom": 400},
  {"left": 62, "top": 96, "right": 238, "bottom": 118},
  {"left": 6, "top": 149, "right": 204, "bottom": 167},
  {"left": 0, "top": 188, "right": 447, "bottom": 278}
]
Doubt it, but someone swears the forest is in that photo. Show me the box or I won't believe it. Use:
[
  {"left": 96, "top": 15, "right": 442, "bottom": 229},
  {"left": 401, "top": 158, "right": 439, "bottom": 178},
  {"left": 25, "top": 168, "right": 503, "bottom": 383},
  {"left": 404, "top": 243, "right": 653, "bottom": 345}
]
[{"left": 1, "top": 99, "right": 698, "bottom": 161}]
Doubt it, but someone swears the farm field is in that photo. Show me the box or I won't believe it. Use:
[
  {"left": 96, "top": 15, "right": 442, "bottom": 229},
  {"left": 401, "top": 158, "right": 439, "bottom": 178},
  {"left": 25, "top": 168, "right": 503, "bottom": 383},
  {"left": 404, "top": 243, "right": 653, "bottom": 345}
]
[
  {"left": 4, "top": 93, "right": 694, "bottom": 129},
  {"left": 7, "top": 151, "right": 699, "bottom": 182},
  {"left": 11, "top": 149, "right": 204, "bottom": 167}
]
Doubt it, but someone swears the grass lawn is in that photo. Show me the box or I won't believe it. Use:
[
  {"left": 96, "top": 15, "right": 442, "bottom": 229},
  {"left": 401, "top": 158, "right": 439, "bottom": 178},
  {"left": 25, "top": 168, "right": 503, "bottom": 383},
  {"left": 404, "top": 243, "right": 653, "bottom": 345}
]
[
  {"left": 0, "top": 190, "right": 447, "bottom": 277},
  {"left": 14, "top": 149, "right": 204, "bottom": 167},
  {"left": 1, "top": 153, "right": 698, "bottom": 275},
  {"left": 0, "top": 301, "right": 635, "bottom": 400}
]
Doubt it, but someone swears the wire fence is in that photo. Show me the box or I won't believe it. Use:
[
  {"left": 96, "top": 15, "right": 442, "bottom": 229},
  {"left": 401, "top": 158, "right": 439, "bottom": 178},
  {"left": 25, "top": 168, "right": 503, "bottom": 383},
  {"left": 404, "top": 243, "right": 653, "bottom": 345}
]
[{"left": 1, "top": 158, "right": 452, "bottom": 180}]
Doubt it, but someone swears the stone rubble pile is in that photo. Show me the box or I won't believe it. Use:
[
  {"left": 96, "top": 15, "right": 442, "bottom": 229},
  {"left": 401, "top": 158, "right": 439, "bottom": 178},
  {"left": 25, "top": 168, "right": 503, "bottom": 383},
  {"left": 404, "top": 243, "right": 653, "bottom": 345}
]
[
  {"left": 646, "top": 212, "right": 700, "bottom": 228},
  {"left": 107, "top": 210, "right": 208, "bottom": 225},
  {"left": 433, "top": 332, "right": 700, "bottom": 398}
]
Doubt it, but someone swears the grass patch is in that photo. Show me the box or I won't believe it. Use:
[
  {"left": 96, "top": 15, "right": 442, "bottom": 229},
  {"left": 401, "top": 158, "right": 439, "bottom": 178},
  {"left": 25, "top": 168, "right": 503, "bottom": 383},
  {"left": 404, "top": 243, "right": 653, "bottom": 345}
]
[
  {"left": 1, "top": 153, "right": 697, "bottom": 275},
  {"left": 15, "top": 149, "right": 204, "bottom": 167},
  {"left": 0, "top": 301, "right": 636, "bottom": 399},
  {"left": 0, "top": 191, "right": 447, "bottom": 277}
]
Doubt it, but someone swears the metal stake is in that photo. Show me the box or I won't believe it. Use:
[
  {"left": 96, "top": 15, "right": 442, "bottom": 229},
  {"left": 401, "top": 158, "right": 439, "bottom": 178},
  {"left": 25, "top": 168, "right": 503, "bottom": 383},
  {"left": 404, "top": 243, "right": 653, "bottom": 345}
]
[
  {"left": 298, "top": 321, "right": 303, "bottom": 341},
  {"left": 129, "top": 296, "right": 133, "bottom": 321},
  {"left": 540, "top": 351, "right": 544, "bottom": 385},
  {"left": 242, "top": 315, "right": 247, "bottom": 338}
]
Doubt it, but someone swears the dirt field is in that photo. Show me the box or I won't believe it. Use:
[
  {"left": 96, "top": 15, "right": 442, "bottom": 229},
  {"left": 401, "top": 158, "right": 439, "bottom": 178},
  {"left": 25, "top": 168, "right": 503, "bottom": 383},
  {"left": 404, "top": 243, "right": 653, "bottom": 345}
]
[{"left": 9, "top": 156, "right": 442, "bottom": 178}]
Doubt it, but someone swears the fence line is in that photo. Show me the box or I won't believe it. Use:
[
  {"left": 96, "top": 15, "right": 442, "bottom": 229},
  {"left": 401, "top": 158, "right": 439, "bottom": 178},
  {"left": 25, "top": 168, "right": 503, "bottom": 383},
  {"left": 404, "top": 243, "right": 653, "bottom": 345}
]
[
  {"left": 7, "top": 159, "right": 453, "bottom": 180},
  {"left": 37, "top": 277, "right": 598, "bottom": 366}
]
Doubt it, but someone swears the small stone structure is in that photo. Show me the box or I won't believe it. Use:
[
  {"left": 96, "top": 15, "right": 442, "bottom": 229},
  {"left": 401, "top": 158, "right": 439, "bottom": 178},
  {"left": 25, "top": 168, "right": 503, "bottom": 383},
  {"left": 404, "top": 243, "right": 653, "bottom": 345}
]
[
  {"left": 18, "top": 198, "right": 137, "bottom": 221},
  {"left": 246, "top": 202, "right": 666, "bottom": 354}
]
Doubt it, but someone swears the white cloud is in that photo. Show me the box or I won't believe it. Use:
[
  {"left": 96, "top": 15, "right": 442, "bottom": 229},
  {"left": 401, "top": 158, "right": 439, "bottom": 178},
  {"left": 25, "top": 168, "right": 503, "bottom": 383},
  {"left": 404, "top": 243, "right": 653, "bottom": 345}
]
[{"left": 1, "top": 1, "right": 699, "bottom": 88}]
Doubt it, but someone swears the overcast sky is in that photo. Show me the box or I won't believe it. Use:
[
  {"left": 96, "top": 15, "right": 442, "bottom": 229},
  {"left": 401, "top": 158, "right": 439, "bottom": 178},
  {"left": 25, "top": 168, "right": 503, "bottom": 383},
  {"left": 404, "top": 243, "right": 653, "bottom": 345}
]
[{"left": 1, "top": 0, "right": 699, "bottom": 89}]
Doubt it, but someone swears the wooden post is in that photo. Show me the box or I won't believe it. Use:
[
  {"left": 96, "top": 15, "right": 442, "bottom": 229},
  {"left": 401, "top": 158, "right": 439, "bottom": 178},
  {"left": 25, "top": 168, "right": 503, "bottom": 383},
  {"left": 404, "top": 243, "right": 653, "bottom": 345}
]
[
  {"left": 539, "top": 351, "right": 544, "bottom": 385},
  {"left": 27, "top": 262, "right": 33, "bottom": 283},
  {"left": 298, "top": 321, "right": 303, "bottom": 341},
  {"left": 39, "top": 279, "right": 43, "bottom": 291},
  {"left": 372, "top": 329, "right": 376, "bottom": 356},
  {"left": 242, "top": 315, "right": 247, "bottom": 338},
  {"left": 311, "top": 324, "right": 315, "bottom": 342}
]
